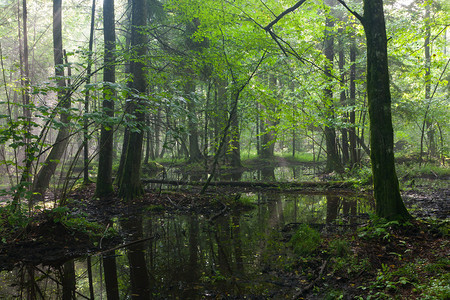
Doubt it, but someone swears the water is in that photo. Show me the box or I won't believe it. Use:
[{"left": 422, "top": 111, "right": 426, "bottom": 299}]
[
  {"left": 0, "top": 192, "right": 373, "bottom": 299},
  {"left": 149, "top": 164, "right": 322, "bottom": 183}
]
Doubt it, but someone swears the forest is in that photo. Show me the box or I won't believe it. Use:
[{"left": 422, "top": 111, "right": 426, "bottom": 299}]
[{"left": 0, "top": 0, "right": 449, "bottom": 298}]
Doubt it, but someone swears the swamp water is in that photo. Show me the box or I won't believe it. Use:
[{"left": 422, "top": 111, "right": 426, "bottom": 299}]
[{"left": 0, "top": 192, "right": 373, "bottom": 299}]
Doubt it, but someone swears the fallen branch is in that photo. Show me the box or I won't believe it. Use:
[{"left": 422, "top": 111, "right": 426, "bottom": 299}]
[
  {"left": 143, "top": 179, "right": 355, "bottom": 190},
  {"left": 293, "top": 258, "right": 329, "bottom": 299}
]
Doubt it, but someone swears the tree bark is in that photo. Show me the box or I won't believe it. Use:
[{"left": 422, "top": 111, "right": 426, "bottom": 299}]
[
  {"left": 229, "top": 100, "right": 241, "bottom": 167},
  {"left": 95, "top": 0, "right": 115, "bottom": 197},
  {"left": 323, "top": 0, "right": 342, "bottom": 173},
  {"left": 338, "top": 27, "right": 349, "bottom": 165},
  {"left": 118, "top": 0, "right": 147, "bottom": 200},
  {"left": 32, "top": 0, "right": 70, "bottom": 202},
  {"left": 186, "top": 80, "right": 203, "bottom": 162},
  {"left": 83, "top": 0, "right": 96, "bottom": 184},
  {"left": 362, "top": 0, "right": 411, "bottom": 220},
  {"left": 349, "top": 34, "right": 358, "bottom": 168}
]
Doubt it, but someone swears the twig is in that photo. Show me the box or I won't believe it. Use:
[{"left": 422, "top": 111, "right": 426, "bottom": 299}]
[
  {"left": 208, "top": 201, "right": 228, "bottom": 222},
  {"left": 99, "top": 223, "right": 110, "bottom": 249},
  {"left": 94, "top": 235, "right": 156, "bottom": 256},
  {"left": 166, "top": 196, "right": 177, "bottom": 207},
  {"left": 33, "top": 265, "right": 91, "bottom": 300}
]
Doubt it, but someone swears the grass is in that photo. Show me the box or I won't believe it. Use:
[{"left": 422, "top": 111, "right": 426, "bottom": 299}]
[{"left": 396, "top": 162, "right": 450, "bottom": 178}]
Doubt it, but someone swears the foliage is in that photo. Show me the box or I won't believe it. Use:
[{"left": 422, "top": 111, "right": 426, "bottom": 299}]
[
  {"left": 418, "top": 273, "right": 450, "bottom": 300},
  {"left": 328, "top": 238, "right": 351, "bottom": 257},
  {"left": 396, "top": 162, "right": 450, "bottom": 179},
  {"left": 357, "top": 215, "right": 404, "bottom": 241},
  {"left": 346, "top": 165, "right": 373, "bottom": 187},
  {"left": 359, "top": 260, "right": 450, "bottom": 300},
  {"left": 43, "top": 206, "right": 116, "bottom": 238},
  {"left": 290, "top": 224, "right": 322, "bottom": 256},
  {"left": 0, "top": 203, "right": 29, "bottom": 242}
]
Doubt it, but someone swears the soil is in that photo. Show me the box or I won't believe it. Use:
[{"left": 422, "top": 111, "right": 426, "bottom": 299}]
[{"left": 0, "top": 159, "right": 448, "bottom": 299}]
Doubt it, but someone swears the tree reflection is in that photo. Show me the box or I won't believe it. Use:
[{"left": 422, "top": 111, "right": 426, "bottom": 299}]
[{"left": 121, "top": 216, "right": 151, "bottom": 299}]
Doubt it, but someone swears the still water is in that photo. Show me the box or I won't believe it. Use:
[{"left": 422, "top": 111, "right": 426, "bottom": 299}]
[{"left": 0, "top": 191, "right": 373, "bottom": 299}]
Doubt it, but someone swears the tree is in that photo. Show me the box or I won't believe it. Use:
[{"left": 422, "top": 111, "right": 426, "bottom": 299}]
[
  {"left": 95, "top": 0, "right": 116, "bottom": 197},
  {"left": 31, "top": 0, "right": 70, "bottom": 202},
  {"left": 261, "top": 0, "right": 411, "bottom": 220},
  {"left": 323, "top": 0, "right": 342, "bottom": 173},
  {"left": 83, "top": 0, "right": 97, "bottom": 184},
  {"left": 118, "top": 0, "right": 147, "bottom": 200},
  {"left": 184, "top": 19, "right": 205, "bottom": 163},
  {"left": 357, "top": 0, "right": 411, "bottom": 220}
]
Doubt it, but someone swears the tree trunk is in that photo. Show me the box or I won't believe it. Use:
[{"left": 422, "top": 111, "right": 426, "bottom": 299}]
[
  {"left": 349, "top": 34, "right": 358, "bottom": 168},
  {"left": 229, "top": 94, "right": 241, "bottom": 167},
  {"left": 186, "top": 80, "right": 203, "bottom": 162},
  {"left": 338, "top": 27, "right": 349, "bottom": 166},
  {"left": 259, "top": 75, "right": 278, "bottom": 159},
  {"left": 83, "top": 0, "right": 96, "bottom": 184},
  {"left": 95, "top": 0, "right": 115, "bottom": 197},
  {"left": 32, "top": 0, "right": 70, "bottom": 202},
  {"left": 118, "top": 0, "right": 147, "bottom": 200},
  {"left": 422, "top": 2, "right": 436, "bottom": 161},
  {"left": 214, "top": 78, "right": 229, "bottom": 163},
  {"left": 323, "top": 0, "right": 342, "bottom": 173},
  {"left": 362, "top": 0, "right": 411, "bottom": 221},
  {"left": 154, "top": 107, "right": 161, "bottom": 158}
]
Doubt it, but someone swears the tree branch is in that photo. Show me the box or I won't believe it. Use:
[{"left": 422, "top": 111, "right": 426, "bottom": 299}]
[
  {"left": 264, "top": 0, "right": 308, "bottom": 31},
  {"left": 336, "top": 0, "right": 363, "bottom": 23}
]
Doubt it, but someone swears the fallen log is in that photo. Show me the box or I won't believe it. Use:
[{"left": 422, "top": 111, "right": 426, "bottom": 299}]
[{"left": 142, "top": 179, "right": 356, "bottom": 190}]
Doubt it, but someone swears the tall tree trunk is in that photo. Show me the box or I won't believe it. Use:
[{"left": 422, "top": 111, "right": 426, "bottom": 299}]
[
  {"left": 362, "top": 0, "right": 411, "bottom": 220},
  {"left": 32, "top": 0, "right": 70, "bottom": 202},
  {"left": 349, "top": 34, "right": 358, "bottom": 168},
  {"left": 83, "top": 0, "right": 96, "bottom": 184},
  {"left": 13, "top": 0, "right": 33, "bottom": 206},
  {"left": 214, "top": 78, "right": 229, "bottom": 163},
  {"left": 96, "top": 0, "right": 115, "bottom": 197},
  {"left": 338, "top": 27, "right": 349, "bottom": 166},
  {"left": 421, "top": 1, "right": 435, "bottom": 162},
  {"left": 21, "top": 0, "right": 31, "bottom": 146},
  {"left": 186, "top": 80, "right": 203, "bottom": 162},
  {"left": 229, "top": 95, "right": 241, "bottom": 167},
  {"left": 154, "top": 107, "right": 161, "bottom": 158},
  {"left": 323, "top": 0, "right": 342, "bottom": 173},
  {"left": 118, "top": 0, "right": 147, "bottom": 200}
]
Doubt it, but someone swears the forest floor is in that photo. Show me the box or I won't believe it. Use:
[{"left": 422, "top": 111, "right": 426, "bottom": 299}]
[{"left": 0, "top": 159, "right": 448, "bottom": 299}]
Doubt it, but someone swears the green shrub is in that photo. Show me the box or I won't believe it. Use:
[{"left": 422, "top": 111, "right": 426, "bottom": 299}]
[
  {"left": 290, "top": 224, "right": 322, "bottom": 256},
  {"left": 329, "top": 239, "right": 351, "bottom": 257}
]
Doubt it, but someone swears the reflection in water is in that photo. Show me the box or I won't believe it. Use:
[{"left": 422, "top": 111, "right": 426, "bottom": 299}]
[
  {"left": 148, "top": 165, "right": 320, "bottom": 187},
  {"left": 61, "top": 260, "right": 76, "bottom": 299},
  {"left": 102, "top": 248, "right": 120, "bottom": 299},
  {"left": 121, "top": 216, "right": 151, "bottom": 299},
  {"left": 0, "top": 192, "right": 372, "bottom": 298}
]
